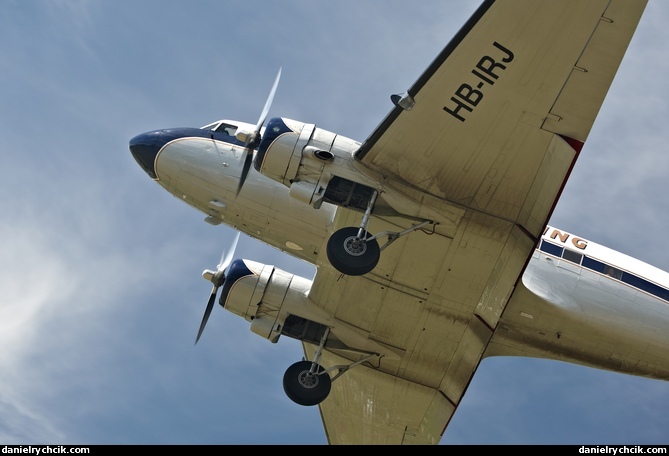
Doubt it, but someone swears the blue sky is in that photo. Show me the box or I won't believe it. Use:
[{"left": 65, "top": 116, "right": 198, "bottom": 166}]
[{"left": 1, "top": 0, "right": 668, "bottom": 445}]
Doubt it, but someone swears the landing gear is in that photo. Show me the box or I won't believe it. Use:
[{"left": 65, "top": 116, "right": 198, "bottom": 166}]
[
  {"left": 326, "top": 227, "right": 380, "bottom": 276},
  {"left": 283, "top": 360, "right": 332, "bottom": 406},
  {"left": 283, "top": 328, "right": 332, "bottom": 406},
  {"left": 326, "top": 190, "right": 381, "bottom": 276},
  {"left": 281, "top": 326, "right": 383, "bottom": 406},
  {"left": 325, "top": 188, "right": 434, "bottom": 276}
]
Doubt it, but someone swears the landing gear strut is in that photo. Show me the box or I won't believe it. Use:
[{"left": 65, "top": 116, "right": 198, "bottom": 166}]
[
  {"left": 283, "top": 328, "right": 332, "bottom": 406},
  {"left": 282, "top": 327, "right": 381, "bottom": 406},
  {"left": 326, "top": 189, "right": 434, "bottom": 276},
  {"left": 326, "top": 191, "right": 381, "bottom": 276}
]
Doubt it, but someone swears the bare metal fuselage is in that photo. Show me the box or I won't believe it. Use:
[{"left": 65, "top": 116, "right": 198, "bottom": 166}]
[{"left": 149, "top": 131, "right": 669, "bottom": 382}]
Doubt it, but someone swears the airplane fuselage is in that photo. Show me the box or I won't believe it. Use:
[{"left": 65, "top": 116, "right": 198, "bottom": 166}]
[
  {"left": 134, "top": 124, "right": 333, "bottom": 266},
  {"left": 492, "top": 233, "right": 669, "bottom": 380},
  {"left": 130, "top": 119, "right": 669, "bottom": 388},
  {"left": 127, "top": 0, "right": 661, "bottom": 443}
]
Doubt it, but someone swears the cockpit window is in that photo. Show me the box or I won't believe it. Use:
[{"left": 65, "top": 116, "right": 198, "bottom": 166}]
[
  {"left": 215, "top": 123, "right": 237, "bottom": 136},
  {"left": 200, "top": 122, "right": 238, "bottom": 137}
]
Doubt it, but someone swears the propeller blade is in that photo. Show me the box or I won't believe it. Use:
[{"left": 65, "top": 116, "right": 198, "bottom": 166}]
[
  {"left": 236, "top": 67, "right": 282, "bottom": 197},
  {"left": 236, "top": 152, "right": 253, "bottom": 197},
  {"left": 218, "top": 231, "right": 241, "bottom": 271},
  {"left": 195, "top": 231, "right": 241, "bottom": 344},
  {"left": 196, "top": 286, "right": 218, "bottom": 344},
  {"left": 256, "top": 67, "right": 281, "bottom": 132}
]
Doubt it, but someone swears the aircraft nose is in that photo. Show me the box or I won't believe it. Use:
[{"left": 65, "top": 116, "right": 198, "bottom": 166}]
[{"left": 129, "top": 130, "right": 169, "bottom": 179}]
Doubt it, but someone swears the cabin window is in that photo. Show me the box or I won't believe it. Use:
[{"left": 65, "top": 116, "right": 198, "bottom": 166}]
[
  {"left": 539, "top": 240, "right": 563, "bottom": 257},
  {"left": 622, "top": 273, "right": 669, "bottom": 301},
  {"left": 581, "top": 255, "right": 669, "bottom": 302},
  {"left": 583, "top": 258, "right": 621, "bottom": 280},
  {"left": 603, "top": 266, "right": 623, "bottom": 280},
  {"left": 583, "top": 257, "right": 606, "bottom": 274},
  {"left": 562, "top": 249, "right": 583, "bottom": 265},
  {"left": 582, "top": 256, "right": 605, "bottom": 273}
]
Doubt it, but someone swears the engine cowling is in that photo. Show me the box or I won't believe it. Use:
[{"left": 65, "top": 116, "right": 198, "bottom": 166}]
[
  {"left": 254, "top": 117, "right": 376, "bottom": 209},
  {"left": 219, "top": 259, "right": 404, "bottom": 361},
  {"left": 218, "top": 259, "right": 326, "bottom": 343}
]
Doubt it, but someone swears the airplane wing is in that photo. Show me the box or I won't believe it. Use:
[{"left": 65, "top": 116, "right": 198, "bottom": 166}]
[{"left": 303, "top": 0, "right": 647, "bottom": 445}]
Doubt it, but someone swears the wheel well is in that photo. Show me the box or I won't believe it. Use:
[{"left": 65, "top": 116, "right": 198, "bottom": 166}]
[
  {"left": 282, "top": 315, "right": 350, "bottom": 351},
  {"left": 282, "top": 315, "right": 328, "bottom": 345},
  {"left": 323, "top": 176, "right": 375, "bottom": 211}
]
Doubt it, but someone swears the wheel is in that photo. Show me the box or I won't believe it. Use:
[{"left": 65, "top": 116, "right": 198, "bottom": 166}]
[
  {"left": 283, "top": 360, "right": 332, "bottom": 406},
  {"left": 326, "top": 227, "right": 380, "bottom": 276}
]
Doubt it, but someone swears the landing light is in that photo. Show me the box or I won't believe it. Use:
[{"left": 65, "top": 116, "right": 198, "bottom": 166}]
[
  {"left": 391, "top": 92, "right": 415, "bottom": 111},
  {"left": 286, "top": 241, "right": 303, "bottom": 251}
]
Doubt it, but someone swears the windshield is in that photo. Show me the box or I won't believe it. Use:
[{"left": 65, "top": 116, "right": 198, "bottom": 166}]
[{"left": 201, "top": 121, "right": 238, "bottom": 137}]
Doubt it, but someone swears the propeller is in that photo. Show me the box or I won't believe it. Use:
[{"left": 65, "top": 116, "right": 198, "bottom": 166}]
[
  {"left": 235, "top": 67, "right": 282, "bottom": 197},
  {"left": 195, "top": 231, "right": 241, "bottom": 344}
]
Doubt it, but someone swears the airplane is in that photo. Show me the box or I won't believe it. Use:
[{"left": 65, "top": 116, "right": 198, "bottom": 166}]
[{"left": 128, "top": 0, "right": 668, "bottom": 445}]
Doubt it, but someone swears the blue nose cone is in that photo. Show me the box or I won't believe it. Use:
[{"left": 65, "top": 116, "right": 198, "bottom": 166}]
[{"left": 129, "top": 130, "right": 169, "bottom": 179}]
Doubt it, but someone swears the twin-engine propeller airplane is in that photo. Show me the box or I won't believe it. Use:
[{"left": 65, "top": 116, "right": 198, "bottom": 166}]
[{"left": 129, "top": 0, "right": 668, "bottom": 445}]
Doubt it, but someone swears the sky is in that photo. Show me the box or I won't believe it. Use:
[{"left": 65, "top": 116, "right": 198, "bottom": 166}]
[{"left": 1, "top": 0, "right": 669, "bottom": 446}]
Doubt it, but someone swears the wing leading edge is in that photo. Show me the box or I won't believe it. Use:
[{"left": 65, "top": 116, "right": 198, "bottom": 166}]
[
  {"left": 307, "top": 0, "right": 647, "bottom": 445},
  {"left": 356, "top": 0, "right": 646, "bottom": 237}
]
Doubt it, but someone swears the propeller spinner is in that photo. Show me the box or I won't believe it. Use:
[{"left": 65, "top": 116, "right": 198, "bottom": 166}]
[
  {"left": 195, "top": 231, "right": 241, "bottom": 344},
  {"left": 235, "top": 67, "right": 282, "bottom": 197}
]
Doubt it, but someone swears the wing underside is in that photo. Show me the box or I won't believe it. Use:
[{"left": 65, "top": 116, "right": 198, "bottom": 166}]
[
  {"left": 306, "top": 0, "right": 647, "bottom": 445},
  {"left": 358, "top": 0, "right": 645, "bottom": 236}
]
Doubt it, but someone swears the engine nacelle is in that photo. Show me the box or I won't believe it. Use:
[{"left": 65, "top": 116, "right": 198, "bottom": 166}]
[
  {"left": 219, "top": 259, "right": 404, "bottom": 361},
  {"left": 254, "top": 117, "right": 378, "bottom": 210},
  {"left": 218, "top": 258, "right": 328, "bottom": 343}
]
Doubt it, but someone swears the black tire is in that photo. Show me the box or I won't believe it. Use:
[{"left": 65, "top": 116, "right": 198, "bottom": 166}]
[
  {"left": 326, "top": 227, "right": 380, "bottom": 276},
  {"left": 283, "top": 360, "right": 332, "bottom": 406}
]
